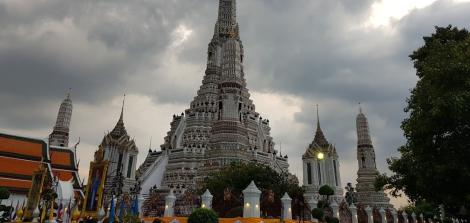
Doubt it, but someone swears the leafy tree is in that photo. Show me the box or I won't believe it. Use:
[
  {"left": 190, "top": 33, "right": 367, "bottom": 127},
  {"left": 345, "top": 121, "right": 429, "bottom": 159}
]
[
  {"left": 0, "top": 188, "right": 9, "bottom": 203},
  {"left": 188, "top": 208, "right": 218, "bottom": 223},
  {"left": 319, "top": 185, "right": 334, "bottom": 199},
  {"left": 376, "top": 25, "right": 470, "bottom": 214},
  {"left": 311, "top": 208, "right": 324, "bottom": 221},
  {"left": 201, "top": 162, "right": 304, "bottom": 218}
]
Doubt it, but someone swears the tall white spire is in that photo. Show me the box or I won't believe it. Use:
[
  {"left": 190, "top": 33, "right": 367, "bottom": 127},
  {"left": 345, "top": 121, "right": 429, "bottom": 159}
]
[
  {"left": 355, "top": 106, "right": 392, "bottom": 208},
  {"left": 49, "top": 89, "right": 73, "bottom": 147},
  {"left": 215, "top": 0, "right": 238, "bottom": 38}
]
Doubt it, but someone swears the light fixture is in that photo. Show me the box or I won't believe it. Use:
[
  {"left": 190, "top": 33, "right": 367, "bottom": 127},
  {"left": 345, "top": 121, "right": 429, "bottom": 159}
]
[
  {"left": 317, "top": 152, "right": 325, "bottom": 160},
  {"left": 246, "top": 203, "right": 250, "bottom": 207},
  {"left": 202, "top": 204, "right": 206, "bottom": 208}
]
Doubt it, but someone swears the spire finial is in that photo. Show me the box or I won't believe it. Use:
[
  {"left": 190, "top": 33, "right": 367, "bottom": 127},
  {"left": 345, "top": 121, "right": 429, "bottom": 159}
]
[
  {"left": 359, "top": 102, "right": 362, "bottom": 114},
  {"left": 66, "top": 88, "right": 71, "bottom": 99},
  {"left": 316, "top": 104, "right": 320, "bottom": 128},
  {"left": 119, "top": 94, "right": 125, "bottom": 121}
]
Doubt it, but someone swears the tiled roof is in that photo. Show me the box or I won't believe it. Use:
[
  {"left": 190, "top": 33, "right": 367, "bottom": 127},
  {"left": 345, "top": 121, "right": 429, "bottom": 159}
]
[
  {"left": 0, "top": 133, "right": 83, "bottom": 197},
  {"left": 0, "top": 133, "right": 48, "bottom": 161}
]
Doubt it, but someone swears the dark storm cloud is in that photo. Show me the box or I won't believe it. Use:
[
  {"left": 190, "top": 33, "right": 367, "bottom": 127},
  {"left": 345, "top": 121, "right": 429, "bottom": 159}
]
[{"left": 1, "top": 0, "right": 470, "bottom": 204}]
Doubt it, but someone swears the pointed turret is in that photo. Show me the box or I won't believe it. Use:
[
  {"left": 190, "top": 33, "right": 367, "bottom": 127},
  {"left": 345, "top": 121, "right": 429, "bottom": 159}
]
[
  {"left": 313, "top": 105, "right": 329, "bottom": 148},
  {"left": 302, "top": 105, "right": 343, "bottom": 201},
  {"left": 355, "top": 106, "right": 392, "bottom": 208},
  {"left": 49, "top": 90, "right": 73, "bottom": 147},
  {"left": 356, "top": 106, "right": 373, "bottom": 148},
  {"left": 110, "top": 95, "right": 127, "bottom": 138},
  {"left": 215, "top": 0, "right": 238, "bottom": 38}
]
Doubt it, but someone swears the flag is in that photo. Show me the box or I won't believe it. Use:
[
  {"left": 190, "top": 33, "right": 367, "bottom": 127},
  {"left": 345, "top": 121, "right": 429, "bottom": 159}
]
[
  {"left": 118, "top": 200, "right": 125, "bottom": 223},
  {"left": 57, "top": 202, "right": 63, "bottom": 220},
  {"left": 108, "top": 196, "right": 116, "bottom": 223},
  {"left": 131, "top": 197, "right": 139, "bottom": 215},
  {"left": 12, "top": 200, "right": 19, "bottom": 220},
  {"left": 66, "top": 199, "right": 72, "bottom": 223}
]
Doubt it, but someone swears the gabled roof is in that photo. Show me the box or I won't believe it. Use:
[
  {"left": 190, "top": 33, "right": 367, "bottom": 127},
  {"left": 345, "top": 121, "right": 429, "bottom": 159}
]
[
  {"left": 0, "top": 132, "right": 83, "bottom": 197},
  {"left": 0, "top": 133, "right": 48, "bottom": 161}
]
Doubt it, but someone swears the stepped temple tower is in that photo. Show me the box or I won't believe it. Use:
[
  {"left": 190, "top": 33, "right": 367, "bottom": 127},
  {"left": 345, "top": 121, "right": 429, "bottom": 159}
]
[
  {"left": 49, "top": 90, "right": 73, "bottom": 147},
  {"left": 100, "top": 97, "right": 139, "bottom": 197},
  {"left": 302, "top": 107, "right": 343, "bottom": 202},
  {"left": 355, "top": 107, "right": 392, "bottom": 208},
  {"left": 138, "top": 0, "right": 289, "bottom": 196}
]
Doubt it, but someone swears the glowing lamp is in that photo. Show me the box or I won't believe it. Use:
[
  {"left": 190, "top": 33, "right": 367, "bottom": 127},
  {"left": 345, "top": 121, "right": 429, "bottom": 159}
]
[
  {"left": 255, "top": 204, "right": 259, "bottom": 209},
  {"left": 202, "top": 204, "right": 206, "bottom": 208},
  {"left": 246, "top": 203, "right": 250, "bottom": 207},
  {"left": 317, "top": 152, "right": 325, "bottom": 160}
]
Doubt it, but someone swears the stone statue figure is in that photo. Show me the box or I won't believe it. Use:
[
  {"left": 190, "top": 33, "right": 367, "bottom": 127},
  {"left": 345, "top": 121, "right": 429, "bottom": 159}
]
[{"left": 345, "top": 182, "right": 357, "bottom": 206}]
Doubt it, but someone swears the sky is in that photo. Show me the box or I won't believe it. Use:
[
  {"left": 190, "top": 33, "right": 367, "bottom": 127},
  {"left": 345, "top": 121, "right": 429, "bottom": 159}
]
[{"left": 1, "top": 0, "right": 470, "bottom": 208}]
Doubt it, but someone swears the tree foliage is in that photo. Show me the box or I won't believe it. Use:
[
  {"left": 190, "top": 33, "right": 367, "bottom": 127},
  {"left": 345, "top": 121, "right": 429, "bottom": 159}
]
[
  {"left": 188, "top": 208, "right": 218, "bottom": 223},
  {"left": 0, "top": 188, "right": 9, "bottom": 201},
  {"left": 376, "top": 25, "right": 470, "bottom": 213},
  {"left": 201, "top": 162, "right": 304, "bottom": 218}
]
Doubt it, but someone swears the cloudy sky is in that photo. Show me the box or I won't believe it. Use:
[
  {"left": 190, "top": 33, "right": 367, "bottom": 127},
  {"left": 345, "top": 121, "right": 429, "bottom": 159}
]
[{"left": 1, "top": 0, "right": 470, "bottom": 208}]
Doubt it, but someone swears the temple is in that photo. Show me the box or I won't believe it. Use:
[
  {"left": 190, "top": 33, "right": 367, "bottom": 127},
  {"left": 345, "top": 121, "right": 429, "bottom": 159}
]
[
  {"left": 302, "top": 107, "right": 343, "bottom": 203},
  {"left": 0, "top": 92, "right": 83, "bottom": 205},
  {"left": 137, "top": 0, "right": 289, "bottom": 198},
  {"left": 100, "top": 96, "right": 139, "bottom": 198},
  {"left": 355, "top": 107, "right": 392, "bottom": 208}
]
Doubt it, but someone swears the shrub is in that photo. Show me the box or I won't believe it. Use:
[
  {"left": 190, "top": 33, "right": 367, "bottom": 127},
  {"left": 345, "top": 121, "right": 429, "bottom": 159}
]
[
  {"left": 188, "top": 208, "right": 218, "bottom": 223},
  {"left": 311, "top": 208, "right": 324, "bottom": 221},
  {"left": 152, "top": 219, "right": 162, "bottom": 223},
  {"left": 317, "top": 200, "right": 329, "bottom": 209},
  {"left": 326, "top": 216, "right": 339, "bottom": 223},
  {"left": 318, "top": 185, "right": 334, "bottom": 197},
  {"left": 0, "top": 188, "right": 10, "bottom": 201}
]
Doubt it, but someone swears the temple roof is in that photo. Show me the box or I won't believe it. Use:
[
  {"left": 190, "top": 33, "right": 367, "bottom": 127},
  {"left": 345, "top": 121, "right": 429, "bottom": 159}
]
[
  {"left": 109, "top": 95, "right": 129, "bottom": 139},
  {"left": 0, "top": 132, "right": 83, "bottom": 196}
]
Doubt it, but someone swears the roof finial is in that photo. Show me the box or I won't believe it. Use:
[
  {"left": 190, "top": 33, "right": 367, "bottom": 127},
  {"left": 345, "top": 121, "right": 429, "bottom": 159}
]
[
  {"left": 66, "top": 88, "right": 71, "bottom": 99},
  {"left": 359, "top": 102, "right": 362, "bottom": 114},
  {"left": 119, "top": 94, "right": 125, "bottom": 121},
  {"left": 316, "top": 104, "right": 320, "bottom": 128}
]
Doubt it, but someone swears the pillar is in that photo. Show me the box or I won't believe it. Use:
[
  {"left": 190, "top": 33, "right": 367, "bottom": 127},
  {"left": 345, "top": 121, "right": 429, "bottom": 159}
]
[
  {"left": 365, "top": 206, "right": 373, "bottom": 223},
  {"left": 201, "top": 189, "right": 213, "bottom": 209},
  {"left": 138, "top": 195, "right": 145, "bottom": 217},
  {"left": 242, "top": 181, "right": 261, "bottom": 218},
  {"left": 350, "top": 204, "right": 358, "bottom": 223},
  {"left": 331, "top": 200, "right": 339, "bottom": 219},
  {"left": 164, "top": 190, "right": 176, "bottom": 217},
  {"left": 281, "top": 193, "right": 292, "bottom": 220},
  {"left": 380, "top": 208, "right": 386, "bottom": 223},
  {"left": 412, "top": 213, "right": 417, "bottom": 223},
  {"left": 420, "top": 214, "right": 424, "bottom": 223},
  {"left": 403, "top": 213, "right": 409, "bottom": 223}
]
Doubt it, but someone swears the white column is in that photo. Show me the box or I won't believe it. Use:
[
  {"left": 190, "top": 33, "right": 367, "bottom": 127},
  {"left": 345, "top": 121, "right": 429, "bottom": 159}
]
[
  {"left": 242, "top": 181, "right": 261, "bottom": 218},
  {"left": 331, "top": 200, "right": 339, "bottom": 219},
  {"left": 350, "top": 204, "right": 358, "bottom": 223},
  {"left": 403, "top": 213, "right": 409, "bottom": 223},
  {"left": 380, "top": 208, "right": 386, "bottom": 223},
  {"left": 138, "top": 195, "right": 145, "bottom": 217},
  {"left": 420, "top": 214, "right": 424, "bottom": 223},
  {"left": 412, "top": 213, "right": 417, "bottom": 223},
  {"left": 164, "top": 190, "right": 176, "bottom": 217},
  {"left": 281, "top": 193, "right": 292, "bottom": 220},
  {"left": 201, "top": 189, "right": 213, "bottom": 209},
  {"left": 365, "top": 206, "right": 373, "bottom": 223}
]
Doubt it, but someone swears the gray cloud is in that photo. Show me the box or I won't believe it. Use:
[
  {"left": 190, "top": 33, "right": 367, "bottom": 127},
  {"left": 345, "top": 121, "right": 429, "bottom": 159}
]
[{"left": 1, "top": 0, "right": 470, "bottom": 207}]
